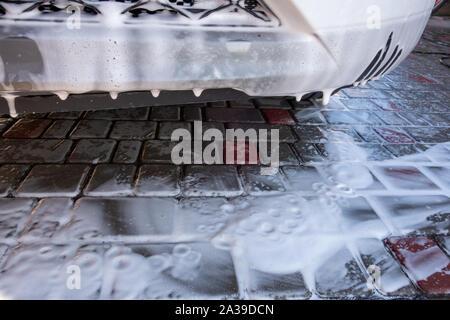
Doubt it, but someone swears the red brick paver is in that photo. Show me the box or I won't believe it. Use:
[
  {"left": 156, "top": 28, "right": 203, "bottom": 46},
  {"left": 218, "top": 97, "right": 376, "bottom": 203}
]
[
  {"left": 262, "top": 109, "right": 296, "bottom": 125},
  {"left": 3, "top": 119, "right": 51, "bottom": 138},
  {"left": 385, "top": 237, "right": 450, "bottom": 294}
]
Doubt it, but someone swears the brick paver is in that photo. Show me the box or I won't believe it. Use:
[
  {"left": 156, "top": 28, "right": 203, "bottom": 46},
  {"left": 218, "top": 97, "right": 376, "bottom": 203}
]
[{"left": 0, "top": 19, "right": 448, "bottom": 300}]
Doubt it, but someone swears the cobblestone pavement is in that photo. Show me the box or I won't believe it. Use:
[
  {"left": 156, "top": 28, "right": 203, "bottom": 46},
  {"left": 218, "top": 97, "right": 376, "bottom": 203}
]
[{"left": 0, "top": 19, "right": 449, "bottom": 300}]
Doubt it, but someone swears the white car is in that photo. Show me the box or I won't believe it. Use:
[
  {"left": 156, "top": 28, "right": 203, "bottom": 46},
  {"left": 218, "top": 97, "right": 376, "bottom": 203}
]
[{"left": 0, "top": 0, "right": 443, "bottom": 115}]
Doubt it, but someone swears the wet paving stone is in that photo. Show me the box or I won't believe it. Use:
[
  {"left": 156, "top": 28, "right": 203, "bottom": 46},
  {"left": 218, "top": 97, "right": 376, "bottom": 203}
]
[
  {"left": 42, "top": 120, "right": 75, "bottom": 139},
  {"left": 142, "top": 140, "right": 180, "bottom": 164},
  {"left": 227, "top": 123, "right": 297, "bottom": 143},
  {"left": 405, "top": 127, "right": 450, "bottom": 144},
  {"left": 0, "top": 139, "right": 73, "bottom": 164},
  {"left": 3, "top": 119, "right": 52, "bottom": 139},
  {"left": 84, "top": 165, "right": 137, "bottom": 197},
  {"left": 113, "top": 141, "right": 142, "bottom": 164},
  {"left": 183, "top": 106, "right": 202, "bottom": 121},
  {"left": 371, "top": 166, "right": 438, "bottom": 190},
  {"left": 0, "top": 165, "right": 30, "bottom": 197},
  {"left": 158, "top": 122, "right": 191, "bottom": 140},
  {"left": 385, "top": 237, "right": 450, "bottom": 295},
  {"left": 69, "top": 139, "right": 116, "bottom": 164},
  {"left": 184, "top": 165, "right": 242, "bottom": 197},
  {"left": 15, "top": 165, "right": 90, "bottom": 197},
  {"left": 292, "top": 143, "right": 323, "bottom": 163},
  {"left": 150, "top": 106, "right": 180, "bottom": 121},
  {"left": 135, "top": 165, "right": 181, "bottom": 197},
  {"left": 356, "top": 239, "right": 417, "bottom": 297},
  {"left": 70, "top": 120, "right": 112, "bottom": 139},
  {"left": 315, "top": 246, "right": 371, "bottom": 298},
  {"left": 282, "top": 166, "right": 324, "bottom": 193},
  {"left": 205, "top": 108, "right": 265, "bottom": 123},
  {"left": 241, "top": 166, "right": 286, "bottom": 195},
  {"left": 0, "top": 198, "right": 36, "bottom": 239},
  {"left": 0, "top": 242, "right": 239, "bottom": 299},
  {"left": 109, "top": 121, "right": 157, "bottom": 140},
  {"left": 248, "top": 270, "right": 311, "bottom": 299},
  {"left": 85, "top": 107, "right": 149, "bottom": 120},
  {"left": 48, "top": 111, "right": 83, "bottom": 119},
  {"left": 293, "top": 108, "right": 327, "bottom": 125},
  {"left": 372, "top": 196, "right": 450, "bottom": 236}
]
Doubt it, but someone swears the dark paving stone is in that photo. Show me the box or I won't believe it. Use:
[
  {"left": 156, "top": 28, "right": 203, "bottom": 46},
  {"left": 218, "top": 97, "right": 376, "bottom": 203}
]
[
  {"left": 292, "top": 143, "right": 323, "bottom": 163},
  {"left": 228, "top": 100, "right": 256, "bottom": 108},
  {"left": 341, "top": 99, "right": 381, "bottom": 111},
  {"left": 374, "top": 112, "right": 411, "bottom": 126},
  {"left": 48, "top": 111, "right": 83, "bottom": 119},
  {"left": 42, "top": 120, "right": 75, "bottom": 139},
  {"left": 205, "top": 108, "right": 265, "bottom": 123},
  {"left": 183, "top": 106, "right": 202, "bottom": 121},
  {"left": 113, "top": 141, "right": 142, "bottom": 164},
  {"left": 3, "top": 119, "right": 51, "bottom": 139},
  {"left": 69, "top": 139, "right": 116, "bottom": 163},
  {"left": 85, "top": 107, "right": 149, "bottom": 120},
  {"left": 373, "top": 127, "right": 415, "bottom": 144},
  {"left": 0, "top": 165, "right": 30, "bottom": 197},
  {"left": 150, "top": 106, "right": 180, "bottom": 121},
  {"left": 0, "top": 139, "right": 73, "bottom": 164},
  {"left": 254, "top": 98, "right": 292, "bottom": 109},
  {"left": 84, "top": 164, "right": 136, "bottom": 196},
  {"left": 70, "top": 120, "right": 112, "bottom": 139},
  {"left": 158, "top": 122, "right": 192, "bottom": 140},
  {"left": 15, "top": 164, "right": 89, "bottom": 197},
  {"left": 109, "top": 121, "right": 157, "bottom": 140},
  {"left": 142, "top": 140, "right": 180, "bottom": 164}
]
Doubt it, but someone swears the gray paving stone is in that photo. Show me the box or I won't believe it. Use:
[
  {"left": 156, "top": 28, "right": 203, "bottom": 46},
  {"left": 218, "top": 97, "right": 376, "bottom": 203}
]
[
  {"left": 15, "top": 165, "right": 90, "bottom": 197},
  {"left": 292, "top": 143, "right": 323, "bottom": 163},
  {"left": 405, "top": 127, "right": 450, "bottom": 144},
  {"left": 322, "top": 111, "right": 384, "bottom": 126},
  {"left": 293, "top": 108, "right": 327, "bottom": 125},
  {"left": 398, "top": 112, "right": 429, "bottom": 126},
  {"left": 383, "top": 144, "right": 425, "bottom": 158},
  {"left": 183, "top": 107, "right": 202, "bottom": 121},
  {"left": 70, "top": 120, "right": 112, "bottom": 138},
  {"left": 342, "top": 99, "right": 381, "bottom": 111},
  {"left": 20, "top": 198, "right": 74, "bottom": 239},
  {"left": 419, "top": 113, "right": 450, "bottom": 127},
  {"left": 142, "top": 140, "right": 180, "bottom": 164},
  {"left": 158, "top": 122, "right": 192, "bottom": 140},
  {"left": 374, "top": 112, "right": 411, "bottom": 126},
  {"left": 85, "top": 107, "right": 149, "bottom": 120},
  {"left": 184, "top": 165, "right": 243, "bottom": 197},
  {"left": 356, "top": 238, "right": 416, "bottom": 297},
  {"left": 241, "top": 166, "right": 286, "bottom": 195},
  {"left": 150, "top": 106, "right": 180, "bottom": 121},
  {"left": 135, "top": 165, "right": 181, "bottom": 197},
  {"left": 70, "top": 198, "right": 177, "bottom": 240},
  {"left": 205, "top": 108, "right": 265, "bottom": 123},
  {"left": 0, "top": 242, "right": 238, "bottom": 299},
  {"left": 343, "top": 88, "right": 396, "bottom": 100},
  {"left": 113, "top": 141, "right": 142, "bottom": 164},
  {"left": 294, "top": 126, "right": 327, "bottom": 143},
  {"left": 84, "top": 165, "right": 136, "bottom": 197},
  {"left": 0, "top": 139, "right": 73, "bottom": 164},
  {"left": 371, "top": 196, "right": 450, "bottom": 235},
  {"left": 315, "top": 246, "right": 371, "bottom": 298},
  {"left": 248, "top": 270, "right": 311, "bottom": 299},
  {"left": 282, "top": 166, "right": 324, "bottom": 192},
  {"left": 0, "top": 198, "right": 35, "bottom": 239},
  {"left": 317, "top": 143, "right": 394, "bottom": 162},
  {"left": 353, "top": 126, "right": 384, "bottom": 143},
  {"left": 42, "top": 120, "right": 75, "bottom": 138},
  {"left": 0, "top": 165, "right": 30, "bottom": 197},
  {"left": 371, "top": 166, "right": 439, "bottom": 190},
  {"left": 279, "top": 143, "right": 299, "bottom": 166},
  {"left": 69, "top": 139, "right": 116, "bottom": 164},
  {"left": 109, "top": 121, "right": 157, "bottom": 140}
]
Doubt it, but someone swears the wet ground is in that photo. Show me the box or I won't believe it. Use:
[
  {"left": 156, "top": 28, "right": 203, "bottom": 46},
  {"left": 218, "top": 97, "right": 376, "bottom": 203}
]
[{"left": 0, "top": 18, "right": 449, "bottom": 299}]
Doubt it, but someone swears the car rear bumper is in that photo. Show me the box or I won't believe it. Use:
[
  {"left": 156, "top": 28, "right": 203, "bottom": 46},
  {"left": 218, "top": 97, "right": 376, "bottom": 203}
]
[{"left": 0, "top": 0, "right": 435, "bottom": 113}]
